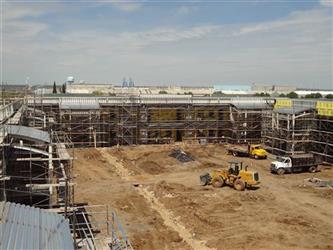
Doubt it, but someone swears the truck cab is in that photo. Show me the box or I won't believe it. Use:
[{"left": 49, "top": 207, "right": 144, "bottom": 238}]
[
  {"left": 248, "top": 144, "right": 267, "bottom": 159},
  {"left": 270, "top": 156, "right": 292, "bottom": 175}
]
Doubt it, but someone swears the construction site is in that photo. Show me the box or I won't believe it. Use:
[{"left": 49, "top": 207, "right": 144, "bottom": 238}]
[{"left": 1, "top": 95, "right": 333, "bottom": 249}]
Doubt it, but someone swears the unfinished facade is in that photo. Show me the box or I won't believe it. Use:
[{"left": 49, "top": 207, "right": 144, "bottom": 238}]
[
  {"left": 27, "top": 96, "right": 273, "bottom": 147},
  {"left": 263, "top": 99, "right": 333, "bottom": 163},
  {"left": 0, "top": 124, "right": 74, "bottom": 209}
]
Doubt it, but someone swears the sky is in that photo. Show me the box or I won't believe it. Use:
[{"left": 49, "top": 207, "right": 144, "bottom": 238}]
[{"left": 1, "top": 0, "right": 333, "bottom": 89}]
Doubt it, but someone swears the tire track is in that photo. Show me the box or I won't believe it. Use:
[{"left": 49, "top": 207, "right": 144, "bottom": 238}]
[{"left": 98, "top": 148, "right": 214, "bottom": 250}]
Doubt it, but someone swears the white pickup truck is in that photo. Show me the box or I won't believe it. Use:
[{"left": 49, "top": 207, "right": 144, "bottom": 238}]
[{"left": 270, "top": 154, "right": 321, "bottom": 175}]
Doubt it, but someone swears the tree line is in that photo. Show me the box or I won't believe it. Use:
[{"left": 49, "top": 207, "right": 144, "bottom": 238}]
[
  {"left": 53, "top": 81, "right": 67, "bottom": 94},
  {"left": 254, "top": 92, "right": 333, "bottom": 99}
]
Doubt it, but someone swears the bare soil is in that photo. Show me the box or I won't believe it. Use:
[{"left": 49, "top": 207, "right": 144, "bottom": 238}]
[{"left": 73, "top": 144, "right": 333, "bottom": 250}]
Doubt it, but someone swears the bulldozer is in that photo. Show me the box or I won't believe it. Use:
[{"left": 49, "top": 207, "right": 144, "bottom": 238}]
[{"left": 200, "top": 161, "right": 260, "bottom": 191}]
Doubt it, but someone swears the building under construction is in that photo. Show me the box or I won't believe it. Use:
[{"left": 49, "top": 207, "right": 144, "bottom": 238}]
[
  {"left": 23, "top": 95, "right": 333, "bottom": 163},
  {"left": 26, "top": 95, "right": 273, "bottom": 146},
  {"left": 0, "top": 94, "right": 332, "bottom": 249}
]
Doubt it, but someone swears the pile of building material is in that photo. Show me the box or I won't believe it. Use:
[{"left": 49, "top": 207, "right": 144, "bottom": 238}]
[
  {"left": 304, "top": 177, "right": 333, "bottom": 188},
  {"left": 169, "top": 149, "right": 194, "bottom": 163}
]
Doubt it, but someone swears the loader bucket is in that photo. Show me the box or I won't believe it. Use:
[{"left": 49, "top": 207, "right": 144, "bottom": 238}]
[{"left": 200, "top": 173, "right": 211, "bottom": 186}]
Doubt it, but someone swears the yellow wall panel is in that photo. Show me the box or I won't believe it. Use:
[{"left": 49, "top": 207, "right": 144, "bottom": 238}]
[
  {"left": 317, "top": 101, "right": 333, "bottom": 117},
  {"left": 274, "top": 99, "right": 292, "bottom": 109}
]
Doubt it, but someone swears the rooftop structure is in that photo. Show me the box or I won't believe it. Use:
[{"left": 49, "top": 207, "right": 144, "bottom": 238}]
[{"left": 252, "top": 83, "right": 297, "bottom": 93}]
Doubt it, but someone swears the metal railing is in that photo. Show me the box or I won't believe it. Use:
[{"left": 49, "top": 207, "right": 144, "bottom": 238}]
[{"left": 69, "top": 205, "right": 133, "bottom": 250}]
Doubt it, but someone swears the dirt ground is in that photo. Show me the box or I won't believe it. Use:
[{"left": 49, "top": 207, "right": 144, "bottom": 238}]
[{"left": 73, "top": 144, "right": 333, "bottom": 250}]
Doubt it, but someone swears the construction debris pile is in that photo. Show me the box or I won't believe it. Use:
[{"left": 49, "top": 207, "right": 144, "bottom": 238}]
[
  {"left": 169, "top": 149, "right": 194, "bottom": 163},
  {"left": 305, "top": 178, "right": 333, "bottom": 188}
]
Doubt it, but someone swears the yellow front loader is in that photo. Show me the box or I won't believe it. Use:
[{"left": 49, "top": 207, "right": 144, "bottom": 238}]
[{"left": 200, "top": 161, "right": 260, "bottom": 191}]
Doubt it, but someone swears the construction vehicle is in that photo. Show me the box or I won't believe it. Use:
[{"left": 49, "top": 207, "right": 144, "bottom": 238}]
[
  {"left": 227, "top": 144, "right": 267, "bottom": 159},
  {"left": 270, "top": 154, "right": 321, "bottom": 175},
  {"left": 200, "top": 161, "right": 260, "bottom": 191}
]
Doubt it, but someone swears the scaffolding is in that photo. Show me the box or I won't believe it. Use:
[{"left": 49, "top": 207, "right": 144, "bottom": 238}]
[
  {"left": 60, "top": 204, "right": 133, "bottom": 250},
  {"left": 1, "top": 95, "right": 332, "bottom": 249},
  {"left": 25, "top": 96, "right": 333, "bottom": 162},
  {"left": 29, "top": 99, "right": 270, "bottom": 147},
  {"left": 0, "top": 129, "right": 74, "bottom": 209},
  {"left": 0, "top": 98, "right": 134, "bottom": 249},
  {"left": 263, "top": 99, "right": 333, "bottom": 163}
]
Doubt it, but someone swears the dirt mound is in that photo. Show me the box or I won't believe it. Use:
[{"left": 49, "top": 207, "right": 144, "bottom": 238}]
[
  {"left": 276, "top": 215, "right": 313, "bottom": 228},
  {"left": 197, "top": 162, "right": 217, "bottom": 169},
  {"left": 319, "top": 189, "right": 333, "bottom": 199},
  {"left": 211, "top": 198, "right": 242, "bottom": 213},
  {"left": 154, "top": 181, "right": 194, "bottom": 194},
  {"left": 109, "top": 146, "right": 182, "bottom": 175},
  {"left": 298, "top": 185, "right": 333, "bottom": 200},
  {"left": 74, "top": 145, "right": 333, "bottom": 250},
  {"left": 74, "top": 148, "right": 115, "bottom": 182},
  {"left": 80, "top": 149, "right": 106, "bottom": 161},
  {"left": 185, "top": 144, "right": 227, "bottom": 159},
  {"left": 239, "top": 192, "right": 276, "bottom": 202},
  {"left": 138, "top": 161, "right": 165, "bottom": 175}
]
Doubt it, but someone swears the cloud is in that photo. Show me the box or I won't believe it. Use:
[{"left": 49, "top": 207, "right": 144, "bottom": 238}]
[
  {"left": 234, "top": 9, "right": 332, "bottom": 36},
  {"left": 51, "top": 25, "right": 220, "bottom": 54},
  {"left": 175, "top": 6, "right": 198, "bottom": 15},
  {"left": 111, "top": 1, "right": 142, "bottom": 12},
  {"left": 128, "top": 25, "right": 219, "bottom": 45},
  {"left": 3, "top": 6, "right": 42, "bottom": 20},
  {"left": 2, "top": 4, "right": 332, "bottom": 88},
  {"left": 3, "top": 2, "right": 56, "bottom": 20},
  {"left": 5, "top": 20, "right": 48, "bottom": 39},
  {"left": 2, "top": 3, "right": 52, "bottom": 41},
  {"left": 320, "top": 0, "right": 333, "bottom": 7}
]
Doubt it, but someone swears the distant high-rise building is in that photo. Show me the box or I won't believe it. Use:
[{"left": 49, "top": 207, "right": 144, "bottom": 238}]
[
  {"left": 122, "top": 78, "right": 128, "bottom": 87},
  {"left": 128, "top": 77, "right": 134, "bottom": 87}
]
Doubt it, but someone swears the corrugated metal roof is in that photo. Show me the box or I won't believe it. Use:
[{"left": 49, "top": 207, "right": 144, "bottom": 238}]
[
  {"left": 59, "top": 98, "right": 100, "bottom": 110},
  {"left": 0, "top": 201, "right": 73, "bottom": 250},
  {"left": 59, "top": 103, "right": 100, "bottom": 109},
  {"left": 232, "top": 102, "right": 272, "bottom": 109},
  {"left": 5, "top": 125, "right": 50, "bottom": 143}
]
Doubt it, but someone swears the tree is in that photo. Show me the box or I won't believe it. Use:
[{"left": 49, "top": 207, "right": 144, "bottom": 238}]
[
  {"left": 286, "top": 91, "right": 298, "bottom": 99},
  {"left": 61, "top": 83, "right": 66, "bottom": 94},
  {"left": 304, "top": 92, "right": 322, "bottom": 99},
  {"left": 212, "top": 91, "right": 225, "bottom": 97},
  {"left": 183, "top": 91, "right": 193, "bottom": 95},
  {"left": 279, "top": 93, "right": 286, "bottom": 97},
  {"left": 92, "top": 91, "right": 104, "bottom": 96},
  {"left": 159, "top": 90, "right": 168, "bottom": 94},
  {"left": 326, "top": 94, "right": 333, "bottom": 99},
  {"left": 254, "top": 92, "right": 270, "bottom": 97},
  {"left": 52, "top": 81, "right": 57, "bottom": 94}
]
